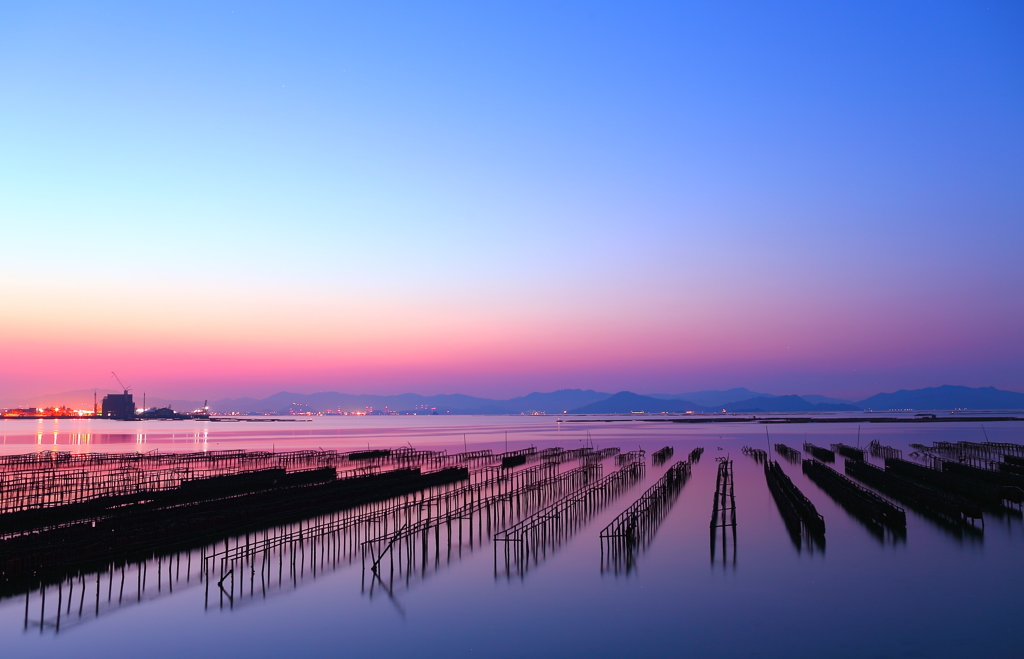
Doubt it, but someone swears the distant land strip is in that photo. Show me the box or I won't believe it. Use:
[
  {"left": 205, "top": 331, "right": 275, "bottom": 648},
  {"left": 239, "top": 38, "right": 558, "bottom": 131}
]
[
  {"left": 4, "top": 385, "right": 1024, "bottom": 417},
  {"left": 626, "top": 415, "right": 1023, "bottom": 424}
]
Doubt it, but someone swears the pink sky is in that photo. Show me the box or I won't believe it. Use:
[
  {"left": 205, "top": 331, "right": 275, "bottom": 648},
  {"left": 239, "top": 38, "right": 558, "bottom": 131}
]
[{"left": 2, "top": 286, "right": 1020, "bottom": 402}]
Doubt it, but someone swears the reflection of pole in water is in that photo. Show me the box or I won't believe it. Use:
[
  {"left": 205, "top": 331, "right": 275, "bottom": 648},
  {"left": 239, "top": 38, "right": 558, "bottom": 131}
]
[
  {"left": 360, "top": 460, "right": 604, "bottom": 593},
  {"left": 21, "top": 545, "right": 209, "bottom": 635},
  {"left": 600, "top": 458, "right": 693, "bottom": 574},
  {"left": 710, "top": 458, "right": 736, "bottom": 566},
  {"left": 496, "top": 460, "right": 642, "bottom": 576}
]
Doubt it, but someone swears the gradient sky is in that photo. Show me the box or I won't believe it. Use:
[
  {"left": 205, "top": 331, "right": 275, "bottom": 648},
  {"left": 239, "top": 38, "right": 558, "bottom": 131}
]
[{"left": 1, "top": 1, "right": 1022, "bottom": 402}]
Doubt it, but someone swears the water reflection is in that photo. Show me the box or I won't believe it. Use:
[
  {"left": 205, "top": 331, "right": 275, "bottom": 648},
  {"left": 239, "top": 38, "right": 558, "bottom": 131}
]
[
  {"left": 12, "top": 452, "right": 639, "bottom": 634},
  {"left": 802, "top": 458, "right": 907, "bottom": 545},
  {"left": 600, "top": 459, "right": 693, "bottom": 575},
  {"left": 3, "top": 419, "right": 1024, "bottom": 658},
  {"left": 495, "top": 459, "right": 644, "bottom": 578},
  {"left": 763, "top": 460, "right": 826, "bottom": 554},
  {"left": 709, "top": 458, "right": 737, "bottom": 567},
  {"left": 22, "top": 548, "right": 205, "bottom": 634},
  {"left": 362, "top": 459, "right": 590, "bottom": 598}
]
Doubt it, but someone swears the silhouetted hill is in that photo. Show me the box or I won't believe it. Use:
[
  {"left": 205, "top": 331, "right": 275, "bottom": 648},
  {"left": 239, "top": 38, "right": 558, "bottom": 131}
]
[
  {"left": 569, "top": 392, "right": 703, "bottom": 414},
  {"left": 10, "top": 385, "right": 1023, "bottom": 416},
  {"left": 723, "top": 395, "right": 861, "bottom": 413},
  {"left": 857, "top": 386, "right": 1024, "bottom": 411},
  {"left": 205, "top": 389, "right": 610, "bottom": 415},
  {"left": 500, "top": 390, "right": 611, "bottom": 413},
  {"left": 672, "top": 388, "right": 774, "bottom": 407},
  {"left": 800, "top": 394, "right": 855, "bottom": 405}
]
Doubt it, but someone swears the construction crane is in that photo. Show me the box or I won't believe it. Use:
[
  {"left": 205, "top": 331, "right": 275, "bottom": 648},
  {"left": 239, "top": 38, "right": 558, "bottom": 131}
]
[{"left": 111, "top": 372, "right": 131, "bottom": 395}]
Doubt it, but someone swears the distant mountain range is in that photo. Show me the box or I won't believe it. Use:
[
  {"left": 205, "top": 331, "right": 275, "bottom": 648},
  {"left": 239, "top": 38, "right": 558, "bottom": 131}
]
[
  {"left": 645, "top": 389, "right": 855, "bottom": 407},
  {"left": 856, "top": 386, "right": 1024, "bottom": 411},
  {"left": 151, "top": 389, "right": 612, "bottom": 416},
  {"left": 5, "top": 385, "right": 1024, "bottom": 415},
  {"left": 568, "top": 392, "right": 860, "bottom": 414},
  {"left": 644, "top": 388, "right": 768, "bottom": 406}
]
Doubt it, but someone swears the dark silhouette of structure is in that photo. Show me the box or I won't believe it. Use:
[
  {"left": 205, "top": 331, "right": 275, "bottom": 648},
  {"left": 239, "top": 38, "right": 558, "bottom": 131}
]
[
  {"left": 710, "top": 458, "right": 737, "bottom": 565},
  {"left": 101, "top": 393, "right": 135, "bottom": 420}
]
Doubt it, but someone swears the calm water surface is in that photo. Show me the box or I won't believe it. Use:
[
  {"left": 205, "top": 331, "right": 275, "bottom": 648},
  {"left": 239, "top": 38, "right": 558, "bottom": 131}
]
[{"left": 1, "top": 416, "right": 1022, "bottom": 658}]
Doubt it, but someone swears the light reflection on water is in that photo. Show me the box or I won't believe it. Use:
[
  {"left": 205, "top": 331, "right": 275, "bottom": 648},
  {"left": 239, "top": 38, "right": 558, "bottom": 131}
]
[{"left": 1, "top": 416, "right": 1023, "bottom": 658}]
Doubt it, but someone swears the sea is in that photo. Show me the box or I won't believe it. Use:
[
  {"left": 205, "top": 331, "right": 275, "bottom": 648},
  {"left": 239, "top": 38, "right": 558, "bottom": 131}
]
[{"left": 1, "top": 414, "right": 1022, "bottom": 658}]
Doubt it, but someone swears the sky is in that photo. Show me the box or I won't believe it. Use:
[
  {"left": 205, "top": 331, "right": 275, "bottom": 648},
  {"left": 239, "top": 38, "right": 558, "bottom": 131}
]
[{"left": 1, "top": 1, "right": 1022, "bottom": 402}]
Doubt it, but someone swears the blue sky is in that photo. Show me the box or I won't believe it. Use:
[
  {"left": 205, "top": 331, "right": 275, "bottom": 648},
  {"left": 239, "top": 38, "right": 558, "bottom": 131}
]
[{"left": 1, "top": 1, "right": 1022, "bottom": 399}]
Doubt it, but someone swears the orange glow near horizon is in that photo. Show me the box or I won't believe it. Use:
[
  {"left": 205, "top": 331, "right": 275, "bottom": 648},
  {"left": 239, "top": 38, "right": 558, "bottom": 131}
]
[{"left": 1, "top": 274, "right": 1021, "bottom": 401}]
